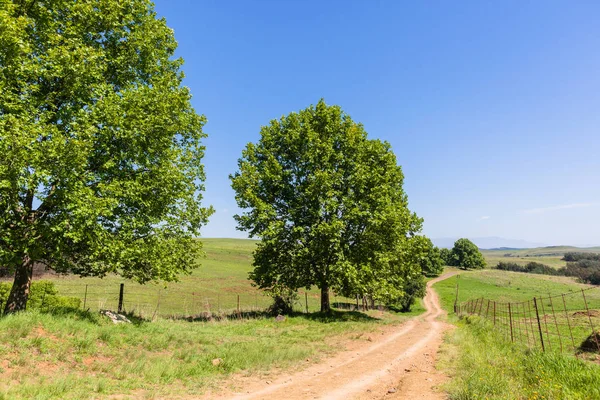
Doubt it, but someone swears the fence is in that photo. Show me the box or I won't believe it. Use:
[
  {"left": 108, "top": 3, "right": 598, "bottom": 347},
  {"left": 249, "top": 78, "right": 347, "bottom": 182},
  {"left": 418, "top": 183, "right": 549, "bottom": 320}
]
[
  {"left": 456, "top": 286, "right": 600, "bottom": 354},
  {"left": 39, "top": 281, "right": 379, "bottom": 319}
]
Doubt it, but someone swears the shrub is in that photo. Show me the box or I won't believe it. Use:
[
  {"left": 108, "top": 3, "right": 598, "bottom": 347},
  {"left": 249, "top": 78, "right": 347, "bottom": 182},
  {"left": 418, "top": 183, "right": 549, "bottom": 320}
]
[
  {"left": 387, "top": 275, "right": 426, "bottom": 312},
  {"left": 563, "top": 252, "right": 600, "bottom": 262},
  {"left": 266, "top": 287, "right": 298, "bottom": 315},
  {"left": 0, "top": 280, "right": 80, "bottom": 313}
]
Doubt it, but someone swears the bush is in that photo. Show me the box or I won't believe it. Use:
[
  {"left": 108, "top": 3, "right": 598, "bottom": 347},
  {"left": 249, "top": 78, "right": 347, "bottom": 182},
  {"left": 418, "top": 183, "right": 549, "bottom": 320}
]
[
  {"left": 563, "top": 252, "right": 600, "bottom": 262},
  {"left": 496, "top": 261, "right": 563, "bottom": 276},
  {"left": 387, "top": 275, "right": 426, "bottom": 312},
  {"left": 266, "top": 287, "right": 298, "bottom": 315},
  {"left": 0, "top": 280, "right": 81, "bottom": 313}
]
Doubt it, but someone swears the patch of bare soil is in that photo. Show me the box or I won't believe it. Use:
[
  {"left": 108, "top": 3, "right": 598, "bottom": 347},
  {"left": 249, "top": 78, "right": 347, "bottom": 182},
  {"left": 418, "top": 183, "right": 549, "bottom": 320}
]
[{"left": 206, "top": 273, "right": 457, "bottom": 400}]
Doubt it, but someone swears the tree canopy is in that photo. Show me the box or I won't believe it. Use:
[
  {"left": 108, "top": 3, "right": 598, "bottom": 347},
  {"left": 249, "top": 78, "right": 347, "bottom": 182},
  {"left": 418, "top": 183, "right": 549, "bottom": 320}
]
[
  {"left": 451, "top": 238, "right": 486, "bottom": 269},
  {"left": 414, "top": 236, "right": 444, "bottom": 277},
  {"left": 0, "top": 0, "right": 213, "bottom": 313},
  {"left": 230, "top": 99, "right": 422, "bottom": 312}
]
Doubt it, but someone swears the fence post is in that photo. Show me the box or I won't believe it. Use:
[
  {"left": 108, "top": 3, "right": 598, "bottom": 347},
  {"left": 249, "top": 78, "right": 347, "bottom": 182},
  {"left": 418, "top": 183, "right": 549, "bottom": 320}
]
[
  {"left": 478, "top": 297, "right": 484, "bottom": 315},
  {"left": 305, "top": 291, "right": 309, "bottom": 313},
  {"left": 508, "top": 303, "right": 514, "bottom": 342},
  {"left": 118, "top": 283, "right": 124, "bottom": 313},
  {"left": 581, "top": 289, "right": 600, "bottom": 353},
  {"left": 152, "top": 289, "right": 161, "bottom": 321},
  {"left": 493, "top": 301, "right": 496, "bottom": 325},
  {"left": 533, "top": 297, "right": 545, "bottom": 352},
  {"left": 454, "top": 278, "right": 459, "bottom": 313},
  {"left": 539, "top": 297, "right": 551, "bottom": 350},
  {"left": 83, "top": 284, "right": 88, "bottom": 310}
]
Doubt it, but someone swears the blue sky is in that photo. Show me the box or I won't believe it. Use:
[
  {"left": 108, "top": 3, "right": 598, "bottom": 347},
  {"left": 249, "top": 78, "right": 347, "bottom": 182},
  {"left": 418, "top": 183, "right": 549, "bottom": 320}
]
[{"left": 154, "top": 1, "right": 600, "bottom": 246}]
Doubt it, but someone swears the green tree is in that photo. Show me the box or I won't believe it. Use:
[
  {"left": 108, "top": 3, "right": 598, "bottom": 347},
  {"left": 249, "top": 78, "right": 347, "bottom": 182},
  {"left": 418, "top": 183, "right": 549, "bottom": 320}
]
[
  {"left": 451, "top": 238, "right": 486, "bottom": 269},
  {"left": 0, "top": 0, "right": 213, "bottom": 313},
  {"left": 439, "top": 247, "right": 453, "bottom": 266},
  {"left": 230, "top": 100, "right": 422, "bottom": 312},
  {"left": 397, "top": 274, "right": 426, "bottom": 312},
  {"left": 413, "top": 236, "right": 444, "bottom": 277}
]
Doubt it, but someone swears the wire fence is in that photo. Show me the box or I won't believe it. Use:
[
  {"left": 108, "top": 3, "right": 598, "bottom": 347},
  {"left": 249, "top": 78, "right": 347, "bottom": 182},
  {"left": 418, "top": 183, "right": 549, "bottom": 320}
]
[
  {"left": 456, "top": 286, "right": 600, "bottom": 354},
  {"left": 25, "top": 281, "right": 382, "bottom": 320}
]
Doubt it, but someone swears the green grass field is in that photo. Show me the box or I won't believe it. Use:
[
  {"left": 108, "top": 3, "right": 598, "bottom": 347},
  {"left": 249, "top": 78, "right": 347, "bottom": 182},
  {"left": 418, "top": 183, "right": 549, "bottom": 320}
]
[
  {"left": 434, "top": 269, "right": 600, "bottom": 399},
  {"left": 434, "top": 270, "right": 600, "bottom": 311},
  {"left": 0, "top": 308, "right": 417, "bottom": 399},
  {"left": 0, "top": 238, "right": 428, "bottom": 399},
  {"left": 42, "top": 239, "right": 372, "bottom": 317}
]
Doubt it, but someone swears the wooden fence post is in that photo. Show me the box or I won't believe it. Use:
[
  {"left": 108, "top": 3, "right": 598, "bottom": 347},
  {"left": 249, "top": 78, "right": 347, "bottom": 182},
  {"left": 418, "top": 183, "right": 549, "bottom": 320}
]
[
  {"left": 508, "top": 303, "right": 514, "bottom": 342},
  {"left": 305, "top": 292, "right": 309, "bottom": 313},
  {"left": 83, "top": 284, "right": 88, "bottom": 310},
  {"left": 454, "top": 278, "right": 459, "bottom": 313},
  {"left": 118, "top": 283, "right": 124, "bottom": 313},
  {"left": 533, "top": 297, "right": 545, "bottom": 352},
  {"left": 493, "top": 301, "right": 496, "bottom": 325}
]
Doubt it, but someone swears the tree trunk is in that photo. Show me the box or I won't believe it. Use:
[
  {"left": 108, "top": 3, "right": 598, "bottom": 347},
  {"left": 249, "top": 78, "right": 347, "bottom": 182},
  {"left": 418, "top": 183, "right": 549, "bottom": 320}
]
[
  {"left": 369, "top": 296, "right": 375, "bottom": 310},
  {"left": 320, "top": 284, "right": 331, "bottom": 313},
  {"left": 4, "top": 255, "right": 34, "bottom": 314}
]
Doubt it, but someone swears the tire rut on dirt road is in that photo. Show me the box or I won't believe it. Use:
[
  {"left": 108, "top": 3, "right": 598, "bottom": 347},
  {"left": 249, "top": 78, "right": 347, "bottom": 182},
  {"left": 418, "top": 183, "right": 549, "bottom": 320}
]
[{"left": 217, "top": 272, "right": 456, "bottom": 400}]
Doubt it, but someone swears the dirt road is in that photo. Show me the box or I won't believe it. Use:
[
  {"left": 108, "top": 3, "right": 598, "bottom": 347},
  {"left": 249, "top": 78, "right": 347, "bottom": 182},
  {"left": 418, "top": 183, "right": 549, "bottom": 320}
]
[{"left": 218, "top": 272, "right": 456, "bottom": 400}]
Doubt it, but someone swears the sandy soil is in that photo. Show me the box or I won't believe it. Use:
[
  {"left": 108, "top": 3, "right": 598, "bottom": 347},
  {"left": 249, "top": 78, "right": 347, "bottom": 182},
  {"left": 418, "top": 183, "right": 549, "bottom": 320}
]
[{"left": 208, "top": 273, "right": 457, "bottom": 400}]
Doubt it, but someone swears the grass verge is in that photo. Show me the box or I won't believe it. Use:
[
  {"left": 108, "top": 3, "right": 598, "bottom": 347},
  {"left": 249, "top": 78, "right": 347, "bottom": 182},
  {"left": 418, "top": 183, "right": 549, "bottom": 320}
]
[
  {"left": 434, "top": 270, "right": 600, "bottom": 399},
  {"left": 438, "top": 316, "right": 600, "bottom": 400},
  {"left": 0, "top": 307, "right": 418, "bottom": 399}
]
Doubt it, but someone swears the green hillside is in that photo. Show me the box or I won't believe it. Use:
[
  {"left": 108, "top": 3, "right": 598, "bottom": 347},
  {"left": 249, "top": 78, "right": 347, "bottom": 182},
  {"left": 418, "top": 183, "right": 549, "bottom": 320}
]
[{"left": 481, "top": 246, "right": 600, "bottom": 269}]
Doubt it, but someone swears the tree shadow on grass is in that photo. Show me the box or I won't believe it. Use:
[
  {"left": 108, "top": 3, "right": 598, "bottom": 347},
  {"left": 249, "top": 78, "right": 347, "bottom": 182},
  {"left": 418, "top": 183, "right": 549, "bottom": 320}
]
[{"left": 296, "top": 309, "right": 379, "bottom": 323}]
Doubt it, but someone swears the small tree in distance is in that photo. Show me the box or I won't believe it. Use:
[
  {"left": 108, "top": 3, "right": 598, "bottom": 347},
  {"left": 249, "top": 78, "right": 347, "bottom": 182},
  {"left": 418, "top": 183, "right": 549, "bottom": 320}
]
[
  {"left": 451, "top": 238, "right": 486, "bottom": 269},
  {"left": 230, "top": 99, "right": 423, "bottom": 313},
  {"left": 439, "top": 248, "right": 453, "bottom": 266},
  {"left": 413, "top": 236, "right": 444, "bottom": 277}
]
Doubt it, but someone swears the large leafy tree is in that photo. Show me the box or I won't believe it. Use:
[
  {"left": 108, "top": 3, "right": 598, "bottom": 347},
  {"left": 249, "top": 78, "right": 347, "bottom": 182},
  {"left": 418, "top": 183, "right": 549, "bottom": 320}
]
[
  {"left": 0, "top": 0, "right": 213, "bottom": 313},
  {"left": 451, "top": 238, "right": 486, "bottom": 269},
  {"left": 231, "top": 100, "right": 422, "bottom": 312}
]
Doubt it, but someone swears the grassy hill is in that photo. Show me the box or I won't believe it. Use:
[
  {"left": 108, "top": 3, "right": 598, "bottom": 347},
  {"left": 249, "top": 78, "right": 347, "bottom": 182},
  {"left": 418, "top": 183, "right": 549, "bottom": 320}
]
[
  {"left": 481, "top": 245, "right": 600, "bottom": 270},
  {"left": 22, "top": 238, "right": 384, "bottom": 318}
]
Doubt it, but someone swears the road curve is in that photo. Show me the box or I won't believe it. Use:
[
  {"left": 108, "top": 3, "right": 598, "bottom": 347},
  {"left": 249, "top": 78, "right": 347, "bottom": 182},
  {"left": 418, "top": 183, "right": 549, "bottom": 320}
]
[{"left": 218, "top": 272, "right": 457, "bottom": 400}]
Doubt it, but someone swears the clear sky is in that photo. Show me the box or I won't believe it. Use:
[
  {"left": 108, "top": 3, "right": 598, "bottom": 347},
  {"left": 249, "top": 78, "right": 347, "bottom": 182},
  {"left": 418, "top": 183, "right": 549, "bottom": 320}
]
[{"left": 153, "top": 0, "right": 600, "bottom": 247}]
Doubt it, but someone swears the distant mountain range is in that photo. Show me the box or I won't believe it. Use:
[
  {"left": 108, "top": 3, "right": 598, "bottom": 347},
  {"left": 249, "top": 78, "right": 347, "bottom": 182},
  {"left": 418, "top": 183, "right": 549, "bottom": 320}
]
[{"left": 432, "top": 237, "right": 547, "bottom": 250}]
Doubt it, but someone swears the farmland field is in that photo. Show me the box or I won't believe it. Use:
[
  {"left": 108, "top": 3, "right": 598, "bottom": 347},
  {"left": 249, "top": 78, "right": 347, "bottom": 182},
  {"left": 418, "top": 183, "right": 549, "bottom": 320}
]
[
  {"left": 481, "top": 246, "right": 600, "bottom": 270},
  {"left": 29, "top": 239, "right": 379, "bottom": 317},
  {"left": 0, "top": 238, "right": 426, "bottom": 399},
  {"left": 434, "top": 269, "right": 600, "bottom": 399}
]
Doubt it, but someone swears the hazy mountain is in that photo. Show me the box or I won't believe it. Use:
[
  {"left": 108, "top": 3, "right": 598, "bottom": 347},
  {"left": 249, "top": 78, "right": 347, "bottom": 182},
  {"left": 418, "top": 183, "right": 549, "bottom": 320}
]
[{"left": 432, "top": 237, "right": 547, "bottom": 250}]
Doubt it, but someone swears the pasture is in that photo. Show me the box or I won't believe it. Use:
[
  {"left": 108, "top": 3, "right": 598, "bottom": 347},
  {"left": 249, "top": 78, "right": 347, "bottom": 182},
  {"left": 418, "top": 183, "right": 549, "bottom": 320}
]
[
  {"left": 434, "top": 269, "right": 600, "bottom": 400},
  {"left": 39, "top": 239, "right": 379, "bottom": 317},
  {"left": 481, "top": 246, "right": 600, "bottom": 270}
]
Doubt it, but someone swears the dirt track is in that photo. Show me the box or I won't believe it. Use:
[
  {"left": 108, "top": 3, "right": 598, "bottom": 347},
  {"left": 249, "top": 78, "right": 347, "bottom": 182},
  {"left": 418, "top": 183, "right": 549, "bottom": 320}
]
[{"left": 215, "top": 273, "right": 456, "bottom": 400}]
